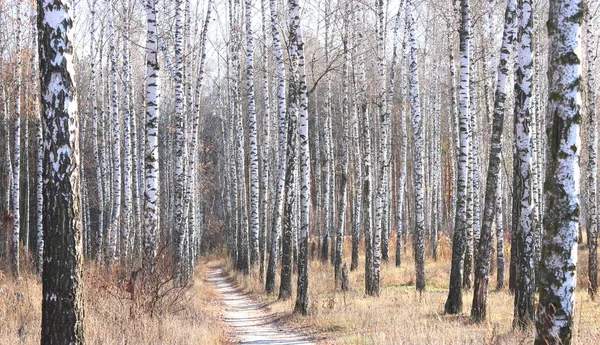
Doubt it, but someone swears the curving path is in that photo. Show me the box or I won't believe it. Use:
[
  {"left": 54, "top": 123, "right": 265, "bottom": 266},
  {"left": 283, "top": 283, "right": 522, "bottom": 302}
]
[{"left": 206, "top": 267, "right": 317, "bottom": 345}]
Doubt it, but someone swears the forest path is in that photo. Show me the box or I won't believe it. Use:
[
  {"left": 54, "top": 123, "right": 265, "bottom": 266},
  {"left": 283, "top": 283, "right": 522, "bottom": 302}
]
[{"left": 206, "top": 267, "right": 318, "bottom": 345}]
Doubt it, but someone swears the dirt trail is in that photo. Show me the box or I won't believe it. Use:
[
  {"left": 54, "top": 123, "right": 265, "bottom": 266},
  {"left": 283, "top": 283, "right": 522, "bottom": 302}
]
[{"left": 206, "top": 267, "right": 317, "bottom": 345}]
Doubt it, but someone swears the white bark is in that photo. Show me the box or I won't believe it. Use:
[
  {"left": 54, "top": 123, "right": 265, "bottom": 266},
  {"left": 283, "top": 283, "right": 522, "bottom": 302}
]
[
  {"left": 143, "top": 0, "right": 160, "bottom": 267},
  {"left": 535, "top": 0, "right": 582, "bottom": 343},
  {"left": 265, "top": 0, "right": 288, "bottom": 293},
  {"left": 294, "top": 0, "right": 310, "bottom": 313},
  {"left": 445, "top": 0, "right": 471, "bottom": 314},
  {"left": 12, "top": 7, "right": 23, "bottom": 278},
  {"left": 245, "top": 0, "right": 260, "bottom": 266},
  {"left": 260, "top": 0, "right": 271, "bottom": 277},
  {"left": 107, "top": 0, "right": 121, "bottom": 265},
  {"left": 407, "top": 0, "right": 425, "bottom": 291},
  {"left": 121, "top": 6, "right": 133, "bottom": 263},
  {"left": 174, "top": 0, "right": 188, "bottom": 281},
  {"left": 585, "top": 2, "right": 598, "bottom": 296}
]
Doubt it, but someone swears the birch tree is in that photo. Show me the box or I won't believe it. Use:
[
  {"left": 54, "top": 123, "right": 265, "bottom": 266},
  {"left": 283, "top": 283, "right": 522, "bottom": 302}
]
[
  {"left": 471, "top": 0, "right": 517, "bottom": 322},
  {"left": 38, "top": 0, "right": 85, "bottom": 341},
  {"left": 355, "top": 0, "right": 374, "bottom": 296},
  {"left": 395, "top": 2, "right": 408, "bottom": 268},
  {"left": 90, "top": 0, "right": 105, "bottom": 263},
  {"left": 246, "top": 0, "right": 260, "bottom": 267},
  {"left": 279, "top": 43, "right": 299, "bottom": 301},
  {"left": 445, "top": 0, "right": 471, "bottom": 314},
  {"left": 143, "top": 0, "right": 160, "bottom": 268},
  {"left": 407, "top": 0, "right": 425, "bottom": 292},
  {"left": 259, "top": 0, "right": 271, "bottom": 278},
  {"left": 173, "top": 0, "right": 189, "bottom": 280},
  {"left": 535, "top": 0, "right": 582, "bottom": 343},
  {"left": 585, "top": 1, "right": 598, "bottom": 299},
  {"left": 265, "top": 0, "right": 288, "bottom": 294},
  {"left": 121, "top": 2, "right": 133, "bottom": 263},
  {"left": 513, "top": 0, "right": 535, "bottom": 329},
  {"left": 334, "top": 5, "right": 349, "bottom": 287},
  {"left": 107, "top": 0, "right": 121, "bottom": 265},
  {"left": 11, "top": 3, "right": 23, "bottom": 279},
  {"left": 293, "top": 0, "right": 310, "bottom": 314}
]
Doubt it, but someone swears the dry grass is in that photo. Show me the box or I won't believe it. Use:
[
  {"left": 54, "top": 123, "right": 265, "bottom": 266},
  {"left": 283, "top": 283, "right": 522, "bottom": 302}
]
[
  {"left": 224, "top": 235, "right": 600, "bottom": 345},
  {"left": 0, "top": 260, "right": 226, "bottom": 344}
]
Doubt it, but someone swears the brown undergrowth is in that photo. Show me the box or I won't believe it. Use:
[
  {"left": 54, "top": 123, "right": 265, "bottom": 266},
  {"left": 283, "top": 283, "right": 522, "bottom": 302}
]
[
  {"left": 222, "top": 235, "right": 600, "bottom": 345},
  {"left": 0, "top": 255, "right": 226, "bottom": 344}
]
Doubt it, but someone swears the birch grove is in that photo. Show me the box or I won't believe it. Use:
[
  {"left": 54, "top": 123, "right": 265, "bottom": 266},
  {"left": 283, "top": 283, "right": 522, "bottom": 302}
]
[{"left": 0, "top": 0, "right": 597, "bottom": 342}]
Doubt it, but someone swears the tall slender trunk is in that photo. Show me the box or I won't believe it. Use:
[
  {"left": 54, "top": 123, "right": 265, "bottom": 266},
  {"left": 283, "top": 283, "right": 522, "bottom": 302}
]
[
  {"left": 496, "top": 173, "right": 505, "bottom": 290},
  {"left": 143, "top": 0, "right": 160, "bottom": 268},
  {"left": 470, "top": 0, "right": 517, "bottom": 322},
  {"left": 259, "top": 0, "right": 271, "bottom": 279},
  {"left": 513, "top": 0, "right": 535, "bottom": 329},
  {"left": 2, "top": 86, "right": 12, "bottom": 258},
  {"left": 107, "top": 0, "right": 121, "bottom": 266},
  {"left": 90, "top": 0, "right": 104, "bottom": 263},
  {"left": 293, "top": 0, "right": 310, "bottom": 314},
  {"left": 407, "top": 0, "right": 425, "bottom": 292},
  {"left": 321, "top": 0, "right": 332, "bottom": 262},
  {"left": 388, "top": 0, "right": 404, "bottom": 267},
  {"left": 173, "top": 0, "right": 189, "bottom": 281},
  {"left": 445, "top": 0, "right": 471, "bottom": 315},
  {"left": 245, "top": 0, "right": 260, "bottom": 267},
  {"left": 395, "top": 4, "right": 408, "bottom": 268},
  {"left": 334, "top": 11, "right": 350, "bottom": 287},
  {"left": 586, "top": 3, "right": 598, "bottom": 299},
  {"left": 356, "top": 0, "right": 374, "bottom": 296},
  {"left": 350, "top": 3, "right": 363, "bottom": 271},
  {"left": 279, "top": 48, "right": 299, "bottom": 300},
  {"left": 121, "top": 7, "right": 133, "bottom": 264},
  {"left": 11, "top": 4, "right": 23, "bottom": 279},
  {"left": 265, "top": 0, "right": 288, "bottom": 294}
]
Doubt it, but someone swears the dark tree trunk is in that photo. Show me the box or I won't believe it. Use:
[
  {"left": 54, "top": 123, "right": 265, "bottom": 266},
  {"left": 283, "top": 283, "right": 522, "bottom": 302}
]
[
  {"left": 38, "top": 0, "right": 85, "bottom": 342},
  {"left": 471, "top": 0, "right": 517, "bottom": 323}
]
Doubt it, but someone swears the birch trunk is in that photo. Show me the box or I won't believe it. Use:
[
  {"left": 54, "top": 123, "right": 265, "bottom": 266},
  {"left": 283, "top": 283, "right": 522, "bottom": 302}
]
[
  {"left": 470, "top": 0, "right": 517, "bottom": 322},
  {"left": 356, "top": 0, "right": 374, "bottom": 296},
  {"left": 259, "top": 0, "right": 271, "bottom": 279},
  {"left": 90, "top": 0, "right": 105, "bottom": 263},
  {"left": 107, "top": 0, "right": 121, "bottom": 266},
  {"left": 36, "top": 109, "right": 44, "bottom": 273},
  {"left": 334, "top": 12, "right": 350, "bottom": 287},
  {"left": 395, "top": 5, "right": 408, "bottom": 268},
  {"left": 121, "top": 9, "right": 133, "bottom": 263},
  {"left": 293, "top": 0, "right": 310, "bottom": 313},
  {"left": 245, "top": 0, "right": 260, "bottom": 267},
  {"left": 143, "top": 0, "right": 160, "bottom": 268},
  {"left": 321, "top": 0, "right": 332, "bottom": 262},
  {"left": 513, "top": 0, "right": 535, "bottom": 329},
  {"left": 350, "top": 3, "right": 363, "bottom": 271},
  {"left": 12, "top": 4, "right": 23, "bottom": 279},
  {"left": 38, "top": 0, "right": 85, "bottom": 340},
  {"left": 445, "top": 0, "right": 471, "bottom": 314},
  {"left": 265, "top": 0, "right": 288, "bottom": 293},
  {"left": 280, "top": 51, "right": 298, "bottom": 301},
  {"left": 173, "top": 0, "right": 189, "bottom": 281},
  {"left": 535, "top": 0, "right": 582, "bottom": 343},
  {"left": 497, "top": 173, "right": 505, "bottom": 289},
  {"left": 407, "top": 0, "right": 425, "bottom": 291},
  {"left": 586, "top": 3, "right": 598, "bottom": 298}
]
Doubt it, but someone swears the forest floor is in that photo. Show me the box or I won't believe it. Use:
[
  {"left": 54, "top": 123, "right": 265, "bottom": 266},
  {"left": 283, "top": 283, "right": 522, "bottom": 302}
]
[
  {"left": 206, "top": 265, "right": 318, "bottom": 344},
  {"left": 222, "top": 236, "right": 600, "bottom": 345}
]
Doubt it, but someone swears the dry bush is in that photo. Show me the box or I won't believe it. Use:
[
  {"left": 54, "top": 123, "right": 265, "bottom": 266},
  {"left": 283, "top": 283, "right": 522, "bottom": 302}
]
[{"left": 0, "top": 256, "right": 226, "bottom": 345}]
